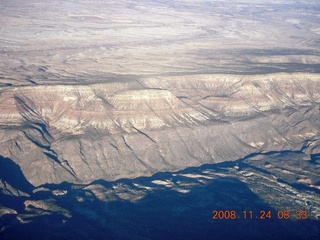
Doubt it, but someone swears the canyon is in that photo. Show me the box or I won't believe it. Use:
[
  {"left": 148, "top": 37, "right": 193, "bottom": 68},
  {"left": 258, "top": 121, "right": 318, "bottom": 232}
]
[
  {"left": 0, "top": 0, "right": 319, "bottom": 239},
  {"left": 1, "top": 73, "right": 320, "bottom": 186}
]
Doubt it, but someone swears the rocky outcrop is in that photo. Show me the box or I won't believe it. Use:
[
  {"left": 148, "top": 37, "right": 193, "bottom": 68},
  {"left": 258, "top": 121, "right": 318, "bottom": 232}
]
[{"left": 0, "top": 73, "right": 320, "bottom": 186}]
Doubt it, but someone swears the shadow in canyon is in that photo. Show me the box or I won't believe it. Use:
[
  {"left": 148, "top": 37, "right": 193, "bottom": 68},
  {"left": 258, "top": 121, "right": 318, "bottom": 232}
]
[
  {"left": 0, "top": 155, "right": 33, "bottom": 194},
  {"left": 1, "top": 164, "right": 319, "bottom": 240}
]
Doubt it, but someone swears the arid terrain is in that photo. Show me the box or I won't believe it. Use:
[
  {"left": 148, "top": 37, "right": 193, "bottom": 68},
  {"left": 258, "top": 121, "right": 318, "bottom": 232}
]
[{"left": 0, "top": 0, "right": 320, "bottom": 239}]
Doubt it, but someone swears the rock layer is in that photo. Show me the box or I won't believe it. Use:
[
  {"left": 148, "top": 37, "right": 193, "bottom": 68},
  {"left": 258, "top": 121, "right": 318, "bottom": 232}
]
[{"left": 0, "top": 73, "right": 320, "bottom": 186}]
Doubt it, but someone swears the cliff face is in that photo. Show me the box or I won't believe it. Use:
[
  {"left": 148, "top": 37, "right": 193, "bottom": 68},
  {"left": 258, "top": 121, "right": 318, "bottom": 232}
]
[{"left": 1, "top": 73, "right": 319, "bottom": 186}]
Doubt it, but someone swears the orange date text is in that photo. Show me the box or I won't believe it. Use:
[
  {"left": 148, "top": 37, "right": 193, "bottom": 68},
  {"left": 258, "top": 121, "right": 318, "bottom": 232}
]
[{"left": 212, "top": 210, "right": 308, "bottom": 220}]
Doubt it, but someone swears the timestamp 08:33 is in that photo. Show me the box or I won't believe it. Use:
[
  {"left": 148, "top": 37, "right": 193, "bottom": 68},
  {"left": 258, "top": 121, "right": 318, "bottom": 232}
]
[{"left": 212, "top": 210, "right": 308, "bottom": 220}]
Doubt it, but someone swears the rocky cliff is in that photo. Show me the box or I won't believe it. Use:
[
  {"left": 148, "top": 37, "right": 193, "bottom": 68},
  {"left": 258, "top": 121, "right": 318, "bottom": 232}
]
[{"left": 1, "top": 73, "right": 319, "bottom": 186}]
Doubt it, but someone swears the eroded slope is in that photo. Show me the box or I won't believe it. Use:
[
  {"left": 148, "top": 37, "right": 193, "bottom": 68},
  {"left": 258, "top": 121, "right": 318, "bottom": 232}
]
[{"left": 0, "top": 73, "right": 319, "bottom": 186}]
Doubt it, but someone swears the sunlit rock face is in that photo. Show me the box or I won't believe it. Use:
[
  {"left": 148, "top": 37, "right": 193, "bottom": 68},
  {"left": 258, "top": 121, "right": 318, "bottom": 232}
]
[{"left": 0, "top": 73, "right": 319, "bottom": 186}]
